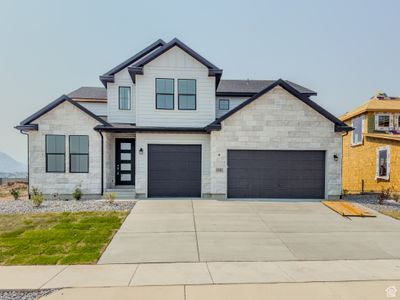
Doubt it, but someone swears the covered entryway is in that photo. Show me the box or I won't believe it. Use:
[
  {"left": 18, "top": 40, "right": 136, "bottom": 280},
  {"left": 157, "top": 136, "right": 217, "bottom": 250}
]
[
  {"left": 227, "top": 150, "right": 325, "bottom": 199},
  {"left": 148, "top": 144, "right": 201, "bottom": 197}
]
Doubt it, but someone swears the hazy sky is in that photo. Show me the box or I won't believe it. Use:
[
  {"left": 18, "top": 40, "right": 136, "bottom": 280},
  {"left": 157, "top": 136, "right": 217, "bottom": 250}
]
[{"left": 1, "top": 0, "right": 399, "bottom": 163}]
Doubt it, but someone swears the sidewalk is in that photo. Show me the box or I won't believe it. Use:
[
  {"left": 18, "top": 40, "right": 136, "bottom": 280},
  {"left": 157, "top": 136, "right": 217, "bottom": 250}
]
[
  {"left": 42, "top": 281, "right": 400, "bottom": 300},
  {"left": 0, "top": 259, "right": 399, "bottom": 290}
]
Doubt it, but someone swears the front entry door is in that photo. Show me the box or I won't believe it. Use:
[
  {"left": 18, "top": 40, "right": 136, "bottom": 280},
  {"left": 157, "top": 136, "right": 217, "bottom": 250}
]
[{"left": 115, "top": 139, "right": 135, "bottom": 185}]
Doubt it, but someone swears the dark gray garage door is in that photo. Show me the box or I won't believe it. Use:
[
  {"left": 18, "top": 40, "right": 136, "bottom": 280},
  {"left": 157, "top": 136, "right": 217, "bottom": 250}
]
[
  {"left": 228, "top": 150, "right": 325, "bottom": 199},
  {"left": 148, "top": 144, "right": 201, "bottom": 197}
]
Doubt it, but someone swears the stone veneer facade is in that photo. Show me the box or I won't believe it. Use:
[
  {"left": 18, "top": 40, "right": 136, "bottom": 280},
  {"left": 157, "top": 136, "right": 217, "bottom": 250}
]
[
  {"left": 210, "top": 86, "right": 343, "bottom": 199},
  {"left": 28, "top": 101, "right": 103, "bottom": 198}
]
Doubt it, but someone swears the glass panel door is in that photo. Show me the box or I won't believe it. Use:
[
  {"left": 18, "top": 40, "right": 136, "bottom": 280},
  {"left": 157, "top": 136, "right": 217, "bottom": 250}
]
[{"left": 115, "top": 139, "right": 135, "bottom": 185}]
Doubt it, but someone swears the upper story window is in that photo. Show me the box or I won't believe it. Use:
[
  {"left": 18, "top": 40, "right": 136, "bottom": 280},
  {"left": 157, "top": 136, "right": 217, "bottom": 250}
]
[
  {"left": 178, "top": 79, "right": 196, "bottom": 110},
  {"left": 375, "top": 113, "right": 391, "bottom": 131},
  {"left": 119, "top": 86, "right": 131, "bottom": 110},
  {"left": 351, "top": 116, "right": 363, "bottom": 146},
  {"left": 46, "top": 135, "right": 65, "bottom": 173},
  {"left": 156, "top": 78, "right": 174, "bottom": 110},
  {"left": 376, "top": 146, "right": 390, "bottom": 180},
  {"left": 69, "top": 135, "right": 89, "bottom": 173},
  {"left": 219, "top": 99, "right": 230, "bottom": 110}
]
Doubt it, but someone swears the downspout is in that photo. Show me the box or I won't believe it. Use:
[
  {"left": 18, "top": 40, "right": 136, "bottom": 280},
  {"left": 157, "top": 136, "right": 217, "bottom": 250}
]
[
  {"left": 20, "top": 130, "right": 30, "bottom": 199},
  {"left": 98, "top": 130, "right": 104, "bottom": 196},
  {"left": 340, "top": 131, "right": 349, "bottom": 199}
]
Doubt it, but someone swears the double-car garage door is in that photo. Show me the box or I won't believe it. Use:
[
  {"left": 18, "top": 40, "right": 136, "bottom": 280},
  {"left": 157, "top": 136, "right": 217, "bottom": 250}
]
[
  {"left": 148, "top": 146, "right": 325, "bottom": 199},
  {"left": 228, "top": 150, "right": 325, "bottom": 199}
]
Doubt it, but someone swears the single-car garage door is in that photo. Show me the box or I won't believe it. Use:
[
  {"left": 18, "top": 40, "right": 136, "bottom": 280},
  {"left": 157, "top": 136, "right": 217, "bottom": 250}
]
[
  {"left": 228, "top": 150, "right": 325, "bottom": 199},
  {"left": 148, "top": 144, "right": 201, "bottom": 197}
]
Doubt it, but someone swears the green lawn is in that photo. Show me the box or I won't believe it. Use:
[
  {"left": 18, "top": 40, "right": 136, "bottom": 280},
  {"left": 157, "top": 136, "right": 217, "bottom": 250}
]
[{"left": 0, "top": 211, "right": 128, "bottom": 265}]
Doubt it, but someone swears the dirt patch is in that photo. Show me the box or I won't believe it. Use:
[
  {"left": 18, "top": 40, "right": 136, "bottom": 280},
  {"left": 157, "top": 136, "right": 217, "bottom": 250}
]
[{"left": 0, "top": 182, "right": 28, "bottom": 201}]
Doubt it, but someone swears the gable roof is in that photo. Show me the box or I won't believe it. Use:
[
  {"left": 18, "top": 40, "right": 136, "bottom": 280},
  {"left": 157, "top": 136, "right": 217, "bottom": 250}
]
[
  {"left": 18, "top": 95, "right": 110, "bottom": 127},
  {"left": 340, "top": 97, "right": 400, "bottom": 121},
  {"left": 216, "top": 80, "right": 316, "bottom": 97},
  {"left": 68, "top": 79, "right": 316, "bottom": 102},
  {"left": 206, "top": 79, "right": 351, "bottom": 132},
  {"left": 99, "top": 39, "right": 166, "bottom": 87},
  {"left": 128, "top": 38, "right": 223, "bottom": 86},
  {"left": 68, "top": 86, "right": 107, "bottom": 100}
]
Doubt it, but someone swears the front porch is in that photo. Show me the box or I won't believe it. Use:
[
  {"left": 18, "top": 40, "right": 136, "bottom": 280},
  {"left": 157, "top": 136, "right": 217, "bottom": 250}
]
[{"left": 103, "top": 132, "right": 136, "bottom": 199}]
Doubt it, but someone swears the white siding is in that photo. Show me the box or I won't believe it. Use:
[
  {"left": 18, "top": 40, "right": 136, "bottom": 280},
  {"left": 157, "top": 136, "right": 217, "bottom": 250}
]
[
  {"left": 28, "top": 101, "right": 103, "bottom": 198},
  {"left": 135, "top": 133, "right": 211, "bottom": 197},
  {"left": 77, "top": 102, "right": 107, "bottom": 116},
  {"left": 210, "top": 86, "right": 342, "bottom": 199},
  {"left": 216, "top": 97, "right": 248, "bottom": 118},
  {"left": 107, "top": 68, "right": 136, "bottom": 123},
  {"left": 136, "top": 47, "right": 216, "bottom": 127}
]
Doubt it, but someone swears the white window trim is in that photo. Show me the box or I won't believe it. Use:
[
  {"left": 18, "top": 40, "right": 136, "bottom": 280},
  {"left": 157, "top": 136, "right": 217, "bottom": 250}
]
[
  {"left": 376, "top": 145, "right": 390, "bottom": 180},
  {"left": 351, "top": 116, "right": 363, "bottom": 146},
  {"left": 375, "top": 113, "right": 393, "bottom": 131},
  {"left": 395, "top": 113, "right": 400, "bottom": 130}
]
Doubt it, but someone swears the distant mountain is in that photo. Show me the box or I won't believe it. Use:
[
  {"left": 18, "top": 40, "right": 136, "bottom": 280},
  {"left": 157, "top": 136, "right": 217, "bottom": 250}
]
[{"left": 0, "top": 152, "right": 27, "bottom": 175}]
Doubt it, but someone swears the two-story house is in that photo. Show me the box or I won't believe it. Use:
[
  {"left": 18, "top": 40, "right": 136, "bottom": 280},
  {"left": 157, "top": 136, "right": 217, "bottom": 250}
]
[
  {"left": 16, "top": 38, "right": 351, "bottom": 200},
  {"left": 340, "top": 92, "right": 400, "bottom": 194}
]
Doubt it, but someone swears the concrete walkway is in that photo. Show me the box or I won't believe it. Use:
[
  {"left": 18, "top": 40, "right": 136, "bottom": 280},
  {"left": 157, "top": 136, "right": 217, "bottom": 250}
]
[
  {"left": 98, "top": 200, "right": 400, "bottom": 264},
  {"left": 41, "top": 281, "right": 400, "bottom": 299},
  {"left": 1, "top": 259, "right": 400, "bottom": 290}
]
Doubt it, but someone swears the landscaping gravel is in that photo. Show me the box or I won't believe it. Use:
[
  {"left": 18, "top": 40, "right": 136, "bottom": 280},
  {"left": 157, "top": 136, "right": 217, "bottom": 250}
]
[
  {"left": 0, "top": 289, "right": 55, "bottom": 300},
  {"left": 345, "top": 194, "right": 400, "bottom": 213},
  {"left": 0, "top": 199, "right": 135, "bottom": 214}
]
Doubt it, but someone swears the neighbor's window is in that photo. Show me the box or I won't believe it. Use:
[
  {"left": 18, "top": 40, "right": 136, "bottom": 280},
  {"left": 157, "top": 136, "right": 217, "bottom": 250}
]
[
  {"left": 351, "top": 116, "right": 363, "bottom": 145},
  {"left": 375, "top": 114, "right": 391, "bottom": 131},
  {"left": 178, "top": 79, "right": 196, "bottom": 110},
  {"left": 219, "top": 99, "right": 230, "bottom": 110},
  {"left": 69, "top": 135, "right": 89, "bottom": 173},
  {"left": 376, "top": 146, "right": 390, "bottom": 180},
  {"left": 119, "top": 86, "right": 131, "bottom": 110},
  {"left": 156, "top": 78, "right": 174, "bottom": 109},
  {"left": 46, "top": 135, "right": 65, "bottom": 173}
]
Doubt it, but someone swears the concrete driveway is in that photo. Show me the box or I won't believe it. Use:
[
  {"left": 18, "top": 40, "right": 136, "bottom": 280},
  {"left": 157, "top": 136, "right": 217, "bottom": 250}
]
[{"left": 98, "top": 200, "right": 400, "bottom": 264}]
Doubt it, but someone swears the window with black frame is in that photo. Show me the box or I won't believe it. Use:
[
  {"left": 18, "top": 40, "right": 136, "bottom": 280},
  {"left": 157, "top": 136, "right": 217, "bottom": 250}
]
[
  {"left": 156, "top": 78, "right": 174, "bottom": 109},
  {"left": 178, "top": 79, "right": 196, "bottom": 110},
  {"left": 219, "top": 99, "right": 229, "bottom": 110},
  {"left": 69, "top": 135, "right": 89, "bottom": 173},
  {"left": 46, "top": 135, "right": 65, "bottom": 172},
  {"left": 119, "top": 86, "right": 131, "bottom": 110}
]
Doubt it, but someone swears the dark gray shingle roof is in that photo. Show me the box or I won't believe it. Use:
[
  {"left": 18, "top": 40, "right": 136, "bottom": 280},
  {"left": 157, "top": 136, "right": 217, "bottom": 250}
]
[
  {"left": 217, "top": 80, "right": 316, "bottom": 95},
  {"left": 66, "top": 80, "right": 315, "bottom": 101},
  {"left": 68, "top": 87, "right": 107, "bottom": 100}
]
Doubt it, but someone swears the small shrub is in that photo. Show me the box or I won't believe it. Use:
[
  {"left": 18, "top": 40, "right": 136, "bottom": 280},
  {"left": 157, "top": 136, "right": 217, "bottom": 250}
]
[
  {"left": 377, "top": 187, "right": 392, "bottom": 205},
  {"left": 72, "top": 184, "right": 82, "bottom": 200},
  {"left": 103, "top": 192, "right": 116, "bottom": 204},
  {"left": 10, "top": 188, "right": 20, "bottom": 200},
  {"left": 31, "top": 187, "right": 44, "bottom": 207}
]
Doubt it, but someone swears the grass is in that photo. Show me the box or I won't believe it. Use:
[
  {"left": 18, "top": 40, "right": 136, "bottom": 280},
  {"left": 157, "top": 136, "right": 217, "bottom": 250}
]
[
  {"left": 0, "top": 211, "right": 128, "bottom": 265},
  {"left": 381, "top": 210, "right": 400, "bottom": 221}
]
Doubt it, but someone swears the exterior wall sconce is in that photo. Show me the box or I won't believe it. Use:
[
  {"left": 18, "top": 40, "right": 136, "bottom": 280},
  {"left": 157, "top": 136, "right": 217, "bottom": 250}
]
[
  {"left": 139, "top": 148, "right": 144, "bottom": 155},
  {"left": 333, "top": 154, "right": 339, "bottom": 161}
]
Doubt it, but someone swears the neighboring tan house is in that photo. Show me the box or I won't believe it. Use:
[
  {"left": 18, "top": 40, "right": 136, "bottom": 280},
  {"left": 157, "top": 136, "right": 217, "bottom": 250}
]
[
  {"left": 16, "top": 38, "right": 351, "bottom": 200},
  {"left": 340, "top": 93, "right": 400, "bottom": 194}
]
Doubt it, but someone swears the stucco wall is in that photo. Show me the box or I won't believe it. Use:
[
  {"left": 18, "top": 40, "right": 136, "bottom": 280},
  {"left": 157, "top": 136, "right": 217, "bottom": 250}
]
[
  {"left": 210, "top": 86, "right": 343, "bottom": 199},
  {"left": 28, "top": 101, "right": 102, "bottom": 198},
  {"left": 135, "top": 132, "right": 211, "bottom": 198}
]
